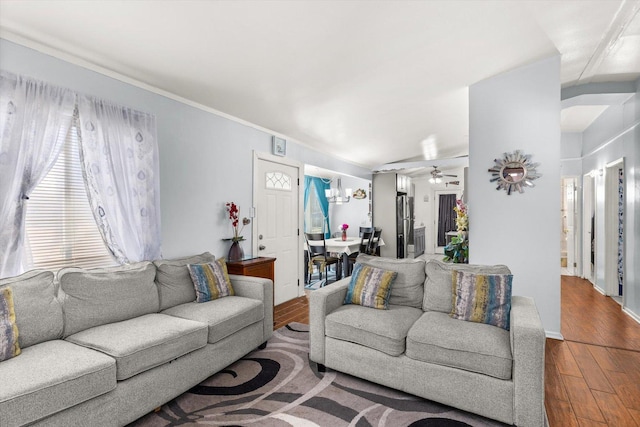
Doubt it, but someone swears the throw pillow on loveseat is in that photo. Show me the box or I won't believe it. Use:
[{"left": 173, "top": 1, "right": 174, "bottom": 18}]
[{"left": 310, "top": 256, "right": 546, "bottom": 427}]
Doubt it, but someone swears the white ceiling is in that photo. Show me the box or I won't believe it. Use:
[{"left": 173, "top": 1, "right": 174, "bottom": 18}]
[
  {"left": 1, "top": 0, "right": 639, "bottom": 170},
  {"left": 560, "top": 105, "right": 611, "bottom": 133}
]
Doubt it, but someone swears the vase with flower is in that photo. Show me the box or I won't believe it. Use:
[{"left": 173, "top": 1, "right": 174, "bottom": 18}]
[
  {"left": 225, "top": 202, "right": 251, "bottom": 261},
  {"left": 340, "top": 223, "right": 349, "bottom": 241}
]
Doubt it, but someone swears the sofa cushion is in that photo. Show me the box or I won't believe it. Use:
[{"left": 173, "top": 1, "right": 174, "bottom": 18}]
[
  {"left": 406, "top": 311, "right": 513, "bottom": 380},
  {"left": 0, "top": 287, "right": 20, "bottom": 361},
  {"left": 423, "top": 259, "right": 511, "bottom": 313},
  {"left": 0, "top": 340, "right": 116, "bottom": 427},
  {"left": 65, "top": 313, "right": 207, "bottom": 381},
  {"left": 0, "top": 269, "right": 63, "bottom": 348},
  {"left": 58, "top": 262, "right": 159, "bottom": 337},
  {"left": 325, "top": 304, "right": 423, "bottom": 356},
  {"left": 188, "top": 259, "right": 235, "bottom": 303},
  {"left": 161, "top": 296, "right": 263, "bottom": 344},
  {"left": 451, "top": 270, "right": 513, "bottom": 330},
  {"left": 344, "top": 263, "right": 396, "bottom": 309},
  {"left": 356, "top": 254, "right": 425, "bottom": 308},
  {"left": 154, "top": 252, "right": 216, "bottom": 310}
]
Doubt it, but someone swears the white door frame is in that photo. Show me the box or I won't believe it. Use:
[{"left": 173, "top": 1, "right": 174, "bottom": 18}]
[
  {"left": 252, "top": 151, "right": 304, "bottom": 300},
  {"left": 433, "top": 189, "right": 462, "bottom": 254},
  {"left": 604, "top": 158, "right": 624, "bottom": 297},
  {"left": 561, "top": 177, "right": 578, "bottom": 276},
  {"left": 582, "top": 173, "right": 595, "bottom": 285}
]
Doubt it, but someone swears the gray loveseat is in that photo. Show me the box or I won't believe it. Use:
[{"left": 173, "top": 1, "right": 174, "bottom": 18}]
[
  {"left": 0, "top": 252, "right": 273, "bottom": 427},
  {"left": 310, "top": 255, "right": 546, "bottom": 427}
]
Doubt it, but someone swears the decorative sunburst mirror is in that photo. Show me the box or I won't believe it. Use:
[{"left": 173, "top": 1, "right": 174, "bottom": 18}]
[{"left": 488, "top": 150, "right": 541, "bottom": 195}]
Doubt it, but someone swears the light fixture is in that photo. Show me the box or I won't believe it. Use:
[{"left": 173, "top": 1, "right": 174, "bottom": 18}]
[
  {"left": 325, "top": 178, "right": 352, "bottom": 204},
  {"left": 429, "top": 166, "right": 454, "bottom": 184}
]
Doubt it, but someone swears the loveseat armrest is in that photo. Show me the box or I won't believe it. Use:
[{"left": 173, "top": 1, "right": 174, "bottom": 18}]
[
  {"left": 510, "top": 296, "right": 546, "bottom": 427},
  {"left": 229, "top": 275, "right": 274, "bottom": 342},
  {"left": 309, "top": 278, "right": 350, "bottom": 365}
]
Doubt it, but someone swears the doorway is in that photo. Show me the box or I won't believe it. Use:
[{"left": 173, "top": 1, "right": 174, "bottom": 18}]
[
  {"left": 604, "top": 158, "right": 624, "bottom": 300},
  {"left": 582, "top": 173, "right": 595, "bottom": 285},
  {"left": 253, "top": 152, "right": 303, "bottom": 305},
  {"left": 434, "top": 190, "right": 461, "bottom": 254},
  {"left": 560, "top": 177, "right": 578, "bottom": 276}
]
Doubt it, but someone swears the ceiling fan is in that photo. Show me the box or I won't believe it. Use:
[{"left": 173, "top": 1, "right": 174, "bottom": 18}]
[{"left": 429, "top": 166, "right": 457, "bottom": 184}]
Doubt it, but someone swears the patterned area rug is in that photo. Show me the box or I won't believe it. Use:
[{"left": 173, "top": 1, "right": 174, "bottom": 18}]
[{"left": 130, "top": 323, "right": 508, "bottom": 427}]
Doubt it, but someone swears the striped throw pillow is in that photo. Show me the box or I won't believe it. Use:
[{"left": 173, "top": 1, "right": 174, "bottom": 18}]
[
  {"left": 0, "top": 286, "right": 21, "bottom": 361},
  {"left": 450, "top": 270, "right": 513, "bottom": 330},
  {"left": 344, "top": 263, "right": 397, "bottom": 310},
  {"left": 187, "top": 259, "right": 235, "bottom": 303}
]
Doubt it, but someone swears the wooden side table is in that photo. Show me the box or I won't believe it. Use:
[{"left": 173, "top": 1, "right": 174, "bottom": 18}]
[{"left": 226, "top": 257, "right": 276, "bottom": 322}]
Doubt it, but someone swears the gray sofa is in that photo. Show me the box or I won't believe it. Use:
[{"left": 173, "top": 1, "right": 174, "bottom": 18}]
[
  {"left": 310, "top": 255, "right": 546, "bottom": 427},
  {"left": 0, "top": 252, "right": 273, "bottom": 427}
]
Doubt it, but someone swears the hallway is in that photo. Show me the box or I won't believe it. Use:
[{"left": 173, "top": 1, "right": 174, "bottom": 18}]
[{"left": 546, "top": 276, "right": 640, "bottom": 426}]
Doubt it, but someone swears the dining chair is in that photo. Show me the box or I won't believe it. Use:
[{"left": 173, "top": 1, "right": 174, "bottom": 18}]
[
  {"left": 367, "top": 227, "right": 382, "bottom": 256},
  {"left": 305, "top": 232, "right": 342, "bottom": 285},
  {"left": 347, "top": 228, "right": 373, "bottom": 275}
]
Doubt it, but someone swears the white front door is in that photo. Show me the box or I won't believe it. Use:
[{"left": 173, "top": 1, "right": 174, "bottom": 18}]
[{"left": 254, "top": 153, "right": 301, "bottom": 305}]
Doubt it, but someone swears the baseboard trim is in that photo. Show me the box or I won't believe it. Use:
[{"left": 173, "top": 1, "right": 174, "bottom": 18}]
[
  {"left": 622, "top": 306, "right": 640, "bottom": 325},
  {"left": 545, "top": 331, "right": 564, "bottom": 340},
  {"left": 594, "top": 285, "right": 606, "bottom": 295}
]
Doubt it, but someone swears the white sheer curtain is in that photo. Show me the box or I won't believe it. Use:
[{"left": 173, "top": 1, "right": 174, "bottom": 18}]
[
  {"left": 0, "top": 71, "right": 76, "bottom": 278},
  {"left": 77, "top": 95, "right": 161, "bottom": 264}
]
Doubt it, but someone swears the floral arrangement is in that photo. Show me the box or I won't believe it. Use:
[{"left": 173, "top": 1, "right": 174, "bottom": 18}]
[
  {"left": 454, "top": 199, "right": 468, "bottom": 232},
  {"left": 352, "top": 189, "right": 367, "bottom": 199},
  {"left": 225, "top": 202, "right": 250, "bottom": 242},
  {"left": 340, "top": 224, "right": 349, "bottom": 232},
  {"left": 444, "top": 199, "right": 469, "bottom": 263},
  {"left": 443, "top": 235, "right": 469, "bottom": 264}
]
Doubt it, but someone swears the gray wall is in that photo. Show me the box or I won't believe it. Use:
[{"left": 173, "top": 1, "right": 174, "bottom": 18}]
[
  {"left": 0, "top": 39, "right": 371, "bottom": 259},
  {"left": 573, "top": 80, "right": 640, "bottom": 321},
  {"left": 327, "top": 174, "right": 372, "bottom": 237},
  {"left": 469, "top": 56, "right": 562, "bottom": 336}
]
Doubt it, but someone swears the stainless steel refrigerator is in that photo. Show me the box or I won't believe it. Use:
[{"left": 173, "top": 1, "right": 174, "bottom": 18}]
[
  {"left": 396, "top": 195, "right": 412, "bottom": 258},
  {"left": 372, "top": 173, "right": 414, "bottom": 259}
]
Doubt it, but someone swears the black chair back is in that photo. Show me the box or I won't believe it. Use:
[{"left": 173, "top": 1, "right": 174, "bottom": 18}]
[
  {"left": 367, "top": 228, "right": 382, "bottom": 255},
  {"left": 358, "top": 230, "right": 374, "bottom": 253},
  {"left": 305, "top": 232, "right": 328, "bottom": 258},
  {"left": 358, "top": 226, "right": 373, "bottom": 237}
]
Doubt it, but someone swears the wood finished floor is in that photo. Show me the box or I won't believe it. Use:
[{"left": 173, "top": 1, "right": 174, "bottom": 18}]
[{"left": 273, "top": 276, "right": 640, "bottom": 427}]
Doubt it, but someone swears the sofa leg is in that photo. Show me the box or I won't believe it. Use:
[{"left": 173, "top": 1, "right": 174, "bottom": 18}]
[
  {"left": 154, "top": 406, "right": 161, "bottom": 413},
  {"left": 258, "top": 341, "right": 267, "bottom": 350},
  {"left": 317, "top": 363, "right": 326, "bottom": 373}
]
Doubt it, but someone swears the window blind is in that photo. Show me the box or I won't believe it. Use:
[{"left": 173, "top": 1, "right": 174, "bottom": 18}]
[{"left": 24, "top": 122, "right": 116, "bottom": 271}]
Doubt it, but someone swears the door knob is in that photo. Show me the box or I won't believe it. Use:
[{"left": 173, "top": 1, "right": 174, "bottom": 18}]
[{"left": 259, "top": 245, "right": 266, "bottom": 250}]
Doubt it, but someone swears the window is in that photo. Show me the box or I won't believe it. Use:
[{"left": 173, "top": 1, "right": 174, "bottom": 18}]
[
  {"left": 305, "top": 181, "right": 325, "bottom": 233},
  {"left": 265, "top": 171, "right": 292, "bottom": 191},
  {"left": 24, "top": 122, "right": 116, "bottom": 271}
]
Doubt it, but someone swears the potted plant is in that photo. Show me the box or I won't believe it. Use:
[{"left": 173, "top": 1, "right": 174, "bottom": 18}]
[
  {"left": 225, "top": 202, "right": 250, "bottom": 261},
  {"left": 444, "top": 199, "right": 468, "bottom": 263}
]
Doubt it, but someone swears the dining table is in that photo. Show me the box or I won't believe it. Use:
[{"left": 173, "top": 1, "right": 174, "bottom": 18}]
[{"left": 324, "top": 236, "right": 385, "bottom": 276}]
